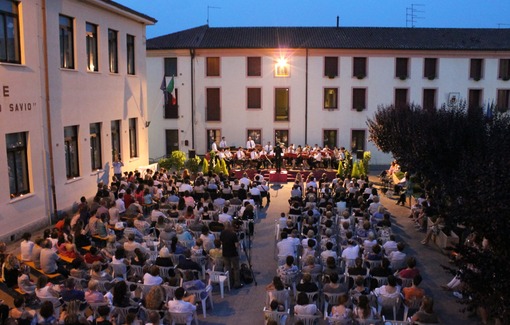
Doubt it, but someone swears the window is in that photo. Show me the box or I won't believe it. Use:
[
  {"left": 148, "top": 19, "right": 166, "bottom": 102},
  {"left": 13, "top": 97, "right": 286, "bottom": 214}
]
[
  {"left": 275, "top": 130, "right": 288, "bottom": 147},
  {"left": 126, "top": 34, "right": 135, "bottom": 75},
  {"left": 247, "top": 57, "right": 261, "bottom": 77},
  {"left": 206, "top": 57, "right": 220, "bottom": 76},
  {"left": 247, "top": 88, "right": 261, "bottom": 109},
  {"left": 324, "top": 57, "right": 338, "bottom": 77},
  {"left": 423, "top": 89, "right": 437, "bottom": 111},
  {"left": 424, "top": 58, "right": 437, "bottom": 80},
  {"left": 206, "top": 88, "right": 220, "bottom": 121},
  {"left": 6, "top": 132, "right": 29, "bottom": 197},
  {"left": 396, "top": 58, "right": 409, "bottom": 79},
  {"left": 108, "top": 29, "right": 118, "bottom": 73},
  {"left": 247, "top": 129, "right": 262, "bottom": 145},
  {"left": 90, "top": 123, "right": 102, "bottom": 170},
  {"left": 499, "top": 59, "right": 510, "bottom": 80},
  {"left": 164, "top": 88, "right": 178, "bottom": 119},
  {"left": 394, "top": 88, "right": 408, "bottom": 108},
  {"left": 470, "top": 59, "right": 483, "bottom": 80},
  {"left": 323, "top": 130, "right": 337, "bottom": 148},
  {"left": 207, "top": 129, "right": 221, "bottom": 151},
  {"left": 129, "top": 118, "right": 138, "bottom": 158},
  {"left": 164, "top": 58, "right": 177, "bottom": 77},
  {"left": 111, "top": 120, "right": 121, "bottom": 161},
  {"left": 64, "top": 126, "right": 79, "bottom": 178},
  {"left": 468, "top": 89, "right": 482, "bottom": 110},
  {"left": 274, "top": 58, "right": 289, "bottom": 77},
  {"left": 352, "top": 88, "right": 366, "bottom": 111},
  {"left": 497, "top": 89, "right": 510, "bottom": 112},
  {"left": 0, "top": 0, "right": 21, "bottom": 63},
  {"left": 86, "top": 22, "right": 98, "bottom": 71},
  {"left": 353, "top": 57, "right": 367, "bottom": 78},
  {"left": 275, "top": 88, "right": 289, "bottom": 121},
  {"left": 351, "top": 130, "right": 366, "bottom": 153},
  {"left": 59, "top": 15, "right": 74, "bottom": 69},
  {"left": 324, "top": 88, "right": 338, "bottom": 109}
]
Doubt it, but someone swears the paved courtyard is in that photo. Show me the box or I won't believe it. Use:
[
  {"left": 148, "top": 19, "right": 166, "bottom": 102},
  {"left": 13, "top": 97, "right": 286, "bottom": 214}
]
[{"left": 0, "top": 171, "right": 481, "bottom": 324}]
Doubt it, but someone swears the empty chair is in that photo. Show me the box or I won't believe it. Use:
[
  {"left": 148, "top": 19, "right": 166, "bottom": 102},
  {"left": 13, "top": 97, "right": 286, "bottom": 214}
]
[
  {"left": 323, "top": 292, "right": 343, "bottom": 319},
  {"left": 159, "top": 266, "right": 175, "bottom": 279},
  {"left": 129, "top": 264, "right": 144, "bottom": 280},
  {"left": 206, "top": 269, "right": 230, "bottom": 298}
]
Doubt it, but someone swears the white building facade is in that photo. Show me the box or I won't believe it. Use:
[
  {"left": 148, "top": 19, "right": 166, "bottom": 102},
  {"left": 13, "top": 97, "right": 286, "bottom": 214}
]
[
  {"left": 146, "top": 26, "right": 510, "bottom": 165},
  {"left": 0, "top": 0, "right": 155, "bottom": 242}
]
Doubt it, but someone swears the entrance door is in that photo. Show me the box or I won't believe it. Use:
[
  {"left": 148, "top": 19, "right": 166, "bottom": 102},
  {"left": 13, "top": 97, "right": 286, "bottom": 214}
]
[{"left": 165, "top": 129, "right": 179, "bottom": 155}]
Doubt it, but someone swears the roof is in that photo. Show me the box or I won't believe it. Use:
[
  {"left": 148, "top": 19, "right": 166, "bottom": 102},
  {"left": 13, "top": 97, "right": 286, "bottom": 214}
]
[
  {"left": 97, "top": 0, "right": 157, "bottom": 24},
  {"left": 147, "top": 25, "right": 510, "bottom": 51}
]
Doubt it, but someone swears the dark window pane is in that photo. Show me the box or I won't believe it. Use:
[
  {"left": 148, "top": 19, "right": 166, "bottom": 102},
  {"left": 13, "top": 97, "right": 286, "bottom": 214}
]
[
  {"left": 470, "top": 59, "right": 483, "bottom": 80},
  {"left": 247, "top": 88, "right": 261, "bottom": 109},
  {"left": 352, "top": 88, "right": 366, "bottom": 110},
  {"left": 165, "top": 58, "right": 177, "bottom": 77},
  {"left": 353, "top": 57, "right": 367, "bottom": 78},
  {"left": 396, "top": 58, "right": 408, "bottom": 78},
  {"left": 424, "top": 58, "right": 437, "bottom": 79},
  {"left": 207, "top": 57, "right": 220, "bottom": 76},
  {"left": 324, "top": 57, "right": 338, "bottom": 77},
  {"left": 423, "top": 89, "right": 436, "bottom": 111},
  {"left": 275, "top": 88, "right": 289, "bottom": 121},
  {"left": 206, "top": 88, "right": 221, "bottom": 121},
  {"left": 247, "top": 57, "right": 261, "bottom": 76}
]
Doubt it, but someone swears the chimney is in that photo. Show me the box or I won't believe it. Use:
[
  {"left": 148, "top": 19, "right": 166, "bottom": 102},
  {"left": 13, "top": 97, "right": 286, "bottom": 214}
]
[{"left": 336, "top": 16, "right": 340, "bottom": 28}]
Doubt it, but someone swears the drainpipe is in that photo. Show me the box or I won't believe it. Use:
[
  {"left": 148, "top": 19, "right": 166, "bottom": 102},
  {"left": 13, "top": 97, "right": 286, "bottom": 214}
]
[
  {"left": 305, "top": 48, "right": 309, "bottom": 145},
  {"left": 42, "top": 0, "right": 58, "bottom": 223},
  {"left": 189, "top": 49, "right": 195, "bottom": 149}
]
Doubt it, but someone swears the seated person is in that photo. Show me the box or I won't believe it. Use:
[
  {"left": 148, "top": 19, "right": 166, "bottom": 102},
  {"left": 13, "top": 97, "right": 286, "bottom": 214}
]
[{"left": 411, "top": 296, "right": 439, "bottom": 323}]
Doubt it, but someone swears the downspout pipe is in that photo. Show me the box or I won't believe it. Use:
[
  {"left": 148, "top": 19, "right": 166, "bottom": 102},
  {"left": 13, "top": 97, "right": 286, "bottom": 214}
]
[
  {"left": 189, "top": 49, "right": 195, "bottom": 149},
  {"left": 42, "top": 0, "right": 58, "bottom": 222},
  {"left": 305, "top": 48, "right": 309, "bottom": 145}
]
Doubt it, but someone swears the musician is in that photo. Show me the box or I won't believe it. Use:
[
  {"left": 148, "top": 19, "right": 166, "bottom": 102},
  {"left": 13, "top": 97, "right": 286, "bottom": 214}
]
[
  {"left": 287, "top": 144, "right": 296, "bottom": 154},
  {"left": 264, "top": 141, "right": 273, "bottom": 153},
  {"left": 259, "top": 147, "right": 271, "bottom": 169},
  {"left": 246, "top": 137, "right": 256, "bottom": 149},
  {"left": 274, "top": 143, "right": 284, "bottom": 172},
  {"left": 218, "top": 149, "right": 232, "bottom": 170},
  {"left": 219, "top": 136, "right": 228, "bottom": 149},
  {"left": 250, "top": 148, "right": 262, "bottom": 169},
  {"left": 322, "top": 146, "right": 332, "bottom": 169},
  {"left": 236, "top": 147, "right": 246, "bottom": 168},
  {"left": 211, "top": 139, "right": 218, "bottom": 152}
]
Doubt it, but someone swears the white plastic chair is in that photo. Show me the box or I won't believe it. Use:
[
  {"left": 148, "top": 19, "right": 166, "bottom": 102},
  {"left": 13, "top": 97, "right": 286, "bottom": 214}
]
[
  {"left": 322, "top": 292, "right": 343, "bottom": 319},
  {"left": 168, "top": 310, "right": 199, "bottom": 325},
  {"left": 187, "top": 284, "right": 214, "bottom": 318},
  {"left": 263, "top": 306, "right": 289, "bottom": 325},
  {"left": 294, "top": 310, "right": 323, "bottom": 325},
  {"left": 206, "top": 269, "right": 230, "bottom": 298},
  {"left": 403, "top": 296, "right": 423, "bottom": 320}
]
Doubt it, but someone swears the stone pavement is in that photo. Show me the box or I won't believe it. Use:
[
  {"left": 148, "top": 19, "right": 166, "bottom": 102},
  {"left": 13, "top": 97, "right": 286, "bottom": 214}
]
[{"left": 0, "top": 171, "right": 482, "bottom": 324}]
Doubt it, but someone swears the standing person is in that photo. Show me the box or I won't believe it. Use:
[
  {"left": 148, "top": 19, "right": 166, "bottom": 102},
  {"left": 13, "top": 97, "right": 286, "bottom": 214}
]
[
  {"left": 220, "top": 222, "right": 243, "bottom": 289},
  {"left": 112, "top": 155, "right": 124, "bottom": 182},
  {"left": 274, "top": 143, "right": 283, "bottom": 172},
  {"left": 219, "top": 136, "right": 228, "bottom": 149},
  {"left": 246, "top": 136, "right": 256, "bottom": 149}
]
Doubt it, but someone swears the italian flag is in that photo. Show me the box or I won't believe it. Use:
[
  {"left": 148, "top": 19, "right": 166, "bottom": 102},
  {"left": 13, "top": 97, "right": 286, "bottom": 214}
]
[{"left": 167, "top": 76, "right": 176, "bottom": 105}]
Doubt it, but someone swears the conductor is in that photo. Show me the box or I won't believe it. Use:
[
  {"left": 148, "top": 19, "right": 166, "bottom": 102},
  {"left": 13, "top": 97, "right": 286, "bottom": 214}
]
[{"left": 274, "top": 143, "right": 284, "bottom": 172}]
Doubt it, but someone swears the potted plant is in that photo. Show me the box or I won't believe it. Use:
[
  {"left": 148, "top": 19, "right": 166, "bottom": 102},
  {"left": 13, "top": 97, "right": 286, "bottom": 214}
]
[
  {"left": 184, "top": 156, "right": 201, "bottom": 175},
  {"left": 398, "top": 75, "right": 407, "bottom": 81},
  {"left": 356, "top": 74, "right": 366, "bottom": 80},
  {"left": 168, "top": 150, "right": 186, "bottom": 171},
  {"left": 327, "top": 73, "right": 337, "bottom": 79},
  {"left": 355, "top": 107, "right": 365, "bottom": 112},
  {"left": 427, "top": 75, "right": 436, "bottom": 80}
]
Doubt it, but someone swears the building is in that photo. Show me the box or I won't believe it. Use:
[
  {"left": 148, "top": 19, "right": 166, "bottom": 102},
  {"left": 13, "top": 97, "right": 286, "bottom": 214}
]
[
  {"left": 145, "top": 25, "right": 510, "bottom": 165},
  {"left": 0, "top": 0, "right": 155, "bottom": 242}
]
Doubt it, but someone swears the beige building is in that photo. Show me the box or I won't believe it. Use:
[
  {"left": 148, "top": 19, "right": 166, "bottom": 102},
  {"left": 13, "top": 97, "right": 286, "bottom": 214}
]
[
  {"left": 0, "top": 0, "right": 155, "bottom": 242},
  {"left": 146, "top": 26, "right": 510, "bottom": 165}
]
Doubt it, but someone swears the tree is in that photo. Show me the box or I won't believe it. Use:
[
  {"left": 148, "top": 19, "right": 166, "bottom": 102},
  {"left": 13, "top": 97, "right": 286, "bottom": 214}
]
[{"left": 368, "top": 102, "right": 510, "bottom": 320}]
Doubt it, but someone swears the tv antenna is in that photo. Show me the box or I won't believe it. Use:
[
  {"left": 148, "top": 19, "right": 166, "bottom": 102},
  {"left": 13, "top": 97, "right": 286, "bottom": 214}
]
[
  {"left": 207, "top": 6, "right": 221, "bottom": 25},
  {"left": 406, "top": 4, "right": 425, "bottom": 28}
]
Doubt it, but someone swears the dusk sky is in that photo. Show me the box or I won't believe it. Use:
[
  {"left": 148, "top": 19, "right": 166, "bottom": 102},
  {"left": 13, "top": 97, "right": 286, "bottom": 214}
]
[{"left": 118, "top": 0, "right": 510, "bottom": 39}]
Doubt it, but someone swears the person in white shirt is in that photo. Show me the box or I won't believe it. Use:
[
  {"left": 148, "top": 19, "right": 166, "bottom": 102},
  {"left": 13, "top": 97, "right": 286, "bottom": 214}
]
[
  {"left": 239, "top": 173, "right": 251, "bottom": 188},
  {"left": 246, "top": 136, "right": 256, "bottom": 149},
  {"left": 320, "top": 242, "right": 338, "bottom": 261},
  {"left": 341, "top": 240, "right": 360, "bottom": 260},
  {"left": 167, "top": 287, "right": 196, "bottom": 323},
  {"left": 20, "top": 232, "right": 35, "bottom": 262},
  {"left": 218, "top": 207, "right": 233, "bottom": 224},
  {"left": 277, "top": 232, "right": 297, "bottom": 258},
  {"left": 382, "top": 235, "right": 398, "bottom": 255},
  {"left": 143, "top": 265, "right": 164, "bottom": 285},
  {"left": 211, "top": 140, "right": 218, "bottom": 152},
  {"left": 115, "top": 193, "right": 126, "bottom": 215},
  {"left": 264, "top": 141, "right": 273, "bottom": 153},
  {"left": 219, "top": 136, "right": 228, "bottom": 148}
]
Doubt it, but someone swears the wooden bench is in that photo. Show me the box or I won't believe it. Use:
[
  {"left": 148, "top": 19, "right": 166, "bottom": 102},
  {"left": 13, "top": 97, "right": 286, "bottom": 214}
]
[{"left": 16, "top": 255, "right": 62, "bottom": 280}]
